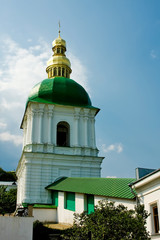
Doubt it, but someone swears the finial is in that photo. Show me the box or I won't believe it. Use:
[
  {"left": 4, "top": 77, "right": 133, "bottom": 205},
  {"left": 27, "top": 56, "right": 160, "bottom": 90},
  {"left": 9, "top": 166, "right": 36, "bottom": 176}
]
[{"left": 58, "top": 21, "right": 61, "bottom": 37}]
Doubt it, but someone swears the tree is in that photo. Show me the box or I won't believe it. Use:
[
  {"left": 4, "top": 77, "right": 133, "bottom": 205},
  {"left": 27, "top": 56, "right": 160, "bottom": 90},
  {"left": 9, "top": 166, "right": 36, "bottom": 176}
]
[
  {"left": 0, "top": 186, "right": 17, "bottom": 215},
  {"left": 62, "top": 200, "right": 151, "bottom": 240},
  {"left": 0, "top": 167, "right": 17, "bottom": 181}
]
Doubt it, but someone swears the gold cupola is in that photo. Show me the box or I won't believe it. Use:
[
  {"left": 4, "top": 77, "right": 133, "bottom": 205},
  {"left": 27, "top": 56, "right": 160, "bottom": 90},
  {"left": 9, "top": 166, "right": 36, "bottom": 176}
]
[{"left": 46, "top": 30, "right": 72, "bottom": 79}]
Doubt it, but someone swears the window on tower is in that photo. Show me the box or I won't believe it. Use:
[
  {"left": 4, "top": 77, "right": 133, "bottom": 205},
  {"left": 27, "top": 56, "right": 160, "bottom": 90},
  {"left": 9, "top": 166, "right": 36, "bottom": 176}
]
[
  {"left": 62, "top": 68, "right": 65, "bottom": 77},
  {"left": 54, "top": 68, "right": 57, "bottom": 76},
  {"left": 57, "top": 121, "right": 70, "bottom": 147},
  {"left": 58, "top": 67, "right": 61, "bottom": 76}
]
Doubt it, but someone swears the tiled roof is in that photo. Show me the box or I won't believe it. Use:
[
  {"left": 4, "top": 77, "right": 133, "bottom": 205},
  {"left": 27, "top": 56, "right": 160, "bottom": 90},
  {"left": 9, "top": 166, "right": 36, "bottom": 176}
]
[{"left": 46, "top": 177, "right": 136, "bottom": 200}]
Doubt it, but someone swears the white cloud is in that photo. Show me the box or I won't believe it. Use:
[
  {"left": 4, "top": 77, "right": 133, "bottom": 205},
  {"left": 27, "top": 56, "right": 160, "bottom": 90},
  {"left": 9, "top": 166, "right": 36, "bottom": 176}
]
[
  {"left": 101, "top": 143, "right": 123, "bottom": 154},
  {"left": 68, "top": 52, "right": 90, "bottom": 92},
  {"left": 0, "top": 121, "right": 7, "bottom": 129},
  {"left": 150, "top": 50, "right": 157, "bottom": 59},
  {"left": 0, "top": 36, "right": 89, "bottom": 146},
  {"left": 0, "top": 98, "right": 23, "bottom": 110},
  {"left": 0, "top": 131, "right": 23, "bottom": 146}
]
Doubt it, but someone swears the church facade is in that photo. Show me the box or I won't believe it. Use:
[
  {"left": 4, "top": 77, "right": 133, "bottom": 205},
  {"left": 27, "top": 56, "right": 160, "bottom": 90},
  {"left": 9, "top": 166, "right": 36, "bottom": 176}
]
[{"left": 16, "top": 31, "right": 103, "bottom": 206}]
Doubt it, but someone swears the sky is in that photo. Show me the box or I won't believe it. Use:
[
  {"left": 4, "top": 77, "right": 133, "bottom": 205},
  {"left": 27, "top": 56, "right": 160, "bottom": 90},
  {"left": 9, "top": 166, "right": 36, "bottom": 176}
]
[{"left": 0, "top": 0, "right": 160, "bottom": 178}]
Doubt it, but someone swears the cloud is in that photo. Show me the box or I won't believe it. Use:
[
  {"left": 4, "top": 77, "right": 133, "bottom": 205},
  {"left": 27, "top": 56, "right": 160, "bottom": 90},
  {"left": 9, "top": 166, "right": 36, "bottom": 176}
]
[
  {"left": 68, "top": 52, "right": 90, "bottom": 92},
  {"left": 150, "top": 50, "right": 157, "bottom": 59},
  {"left": 0, "top": 36, "right": 89, "bottom": 147},
  {"left": 0, "top": 121, "right": 7, "bottom": 129},
  {"left": 0, "top": 131, "right": 23, "bottom": 146},
  {"left": 101, "top": 143, "right": 123, "bottom": 154}
]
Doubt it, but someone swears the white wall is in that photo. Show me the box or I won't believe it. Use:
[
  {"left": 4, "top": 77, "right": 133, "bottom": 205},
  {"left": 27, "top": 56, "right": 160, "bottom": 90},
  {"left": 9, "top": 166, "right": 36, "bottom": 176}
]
[
  {"left": 33, "top": 208, "right": 57, "bottom": 222},
  {"left": 17, "top": 102, "right": 103, "bottom": 206},
  {"left": 57, "top": 191, "right": 74, "bottom": 224},
  {"left": 0, "top": 216, "right": 33, "bottom": 240},
  {"left": 134, "top": 177, "right": 160, "bottom": 239},
  {"left": 95, "top": 196, "right": 136, "bottom": 210},
  {"left": 22, "top": 103, "right": 98, "bottom": 153},
  {"left": 56, "top": 192, "right": 136, "bottom": 224}
]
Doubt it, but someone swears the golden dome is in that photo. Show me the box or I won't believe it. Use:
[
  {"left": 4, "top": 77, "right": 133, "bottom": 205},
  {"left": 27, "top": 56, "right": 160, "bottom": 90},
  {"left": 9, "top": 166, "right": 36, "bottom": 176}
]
[
  {"left": 52, "top": 34, "right": 66, "bottom": 48},
  {"left": 46, "top": 32, "right": 72, "bottom": 79}
]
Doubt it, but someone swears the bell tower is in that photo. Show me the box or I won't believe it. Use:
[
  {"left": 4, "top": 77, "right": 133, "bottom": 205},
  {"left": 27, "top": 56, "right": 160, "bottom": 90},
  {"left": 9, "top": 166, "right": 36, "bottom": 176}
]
[{"left": 16, "top": 32, "right": 104, "bottom": 206}]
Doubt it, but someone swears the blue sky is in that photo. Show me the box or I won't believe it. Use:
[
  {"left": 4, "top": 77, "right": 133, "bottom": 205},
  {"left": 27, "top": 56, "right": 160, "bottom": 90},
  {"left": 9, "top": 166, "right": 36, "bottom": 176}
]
[{"left": 0, "top": 0, "right": 159, "bottom": 178}]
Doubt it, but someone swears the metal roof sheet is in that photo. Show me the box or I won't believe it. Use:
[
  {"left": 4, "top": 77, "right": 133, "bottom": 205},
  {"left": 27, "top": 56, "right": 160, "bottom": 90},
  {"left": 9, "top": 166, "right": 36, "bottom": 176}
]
[{"left": 46, "top": 177, "right": 136, "bottom": 200}]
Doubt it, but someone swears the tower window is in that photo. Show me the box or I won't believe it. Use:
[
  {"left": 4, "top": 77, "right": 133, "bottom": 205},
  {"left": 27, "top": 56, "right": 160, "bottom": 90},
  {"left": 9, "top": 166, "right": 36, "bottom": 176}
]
[
  {"left": 54, "top": 68, "right": 57, "bottom": 76},
  {"left": 57, "top": 48, "right": 60, "bottom": 53},
  {"left": 58, "top": 67, "right": 61, "bottom": 76},
  {"left": 62, "top": 68, "right": 65, "bottom": 77},
  {"left": 57, "top": 121, "right": 70, "bottom": 147}
]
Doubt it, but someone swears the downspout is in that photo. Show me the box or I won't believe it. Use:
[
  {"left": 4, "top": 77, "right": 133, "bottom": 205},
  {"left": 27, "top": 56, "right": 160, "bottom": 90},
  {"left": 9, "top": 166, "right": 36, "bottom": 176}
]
[{"left": 128, "top": 183, "right": 140, "bottom": 206}]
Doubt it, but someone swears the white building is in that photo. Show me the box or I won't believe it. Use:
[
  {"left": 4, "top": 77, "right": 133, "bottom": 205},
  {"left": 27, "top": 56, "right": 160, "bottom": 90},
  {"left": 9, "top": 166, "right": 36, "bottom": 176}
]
[
  {"left": 16, "top": 31, "right": 159, "bottom": 239},
  {"left": 16, "top": 32, "right": 103, "bottom": 206},
  {"left": 130, "top": 168, "right": 160, "bottom": 239},
  {"left": 0, "top": 181, "right": 17, "bottom": 191}
]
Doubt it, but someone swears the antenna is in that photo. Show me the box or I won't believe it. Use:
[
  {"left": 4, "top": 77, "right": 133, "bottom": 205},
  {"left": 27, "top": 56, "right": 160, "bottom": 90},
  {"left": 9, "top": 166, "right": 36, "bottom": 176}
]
[{"left": 58, "top": 21, "right": 61, "bottom": 36}]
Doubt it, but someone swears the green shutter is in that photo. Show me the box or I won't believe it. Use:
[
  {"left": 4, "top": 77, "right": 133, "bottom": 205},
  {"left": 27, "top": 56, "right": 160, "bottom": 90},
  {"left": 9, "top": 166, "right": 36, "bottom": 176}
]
[
  {"left": 52, "top": 191, "right": 58, "bottom": 206},
  {"left": 65, "top": 192, "right": 75, "bottom": 211},
  {"left": 87, "top": 195, "right": 94, "bottom": 214}
]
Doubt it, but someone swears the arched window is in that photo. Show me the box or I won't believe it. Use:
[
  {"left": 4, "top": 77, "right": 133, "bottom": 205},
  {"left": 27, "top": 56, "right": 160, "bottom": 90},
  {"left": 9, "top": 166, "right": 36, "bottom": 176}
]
[
  {"left": 62, "top": 68, "right": 65, "bottom": 77},
  {"left": 57, "top": 121, "right": 70, "bottom": 147},
  {"left": 54, "top": 68, "right": 57, "bottom": 76},
  {"left": 58, "top": 67, "right": 61, "bottom": 76}
]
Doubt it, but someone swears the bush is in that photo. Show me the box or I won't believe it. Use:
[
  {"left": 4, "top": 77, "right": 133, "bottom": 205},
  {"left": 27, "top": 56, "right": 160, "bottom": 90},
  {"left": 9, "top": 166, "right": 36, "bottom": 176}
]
[{"left": 62, "top": 200, "right": 151, "bottom": 240}]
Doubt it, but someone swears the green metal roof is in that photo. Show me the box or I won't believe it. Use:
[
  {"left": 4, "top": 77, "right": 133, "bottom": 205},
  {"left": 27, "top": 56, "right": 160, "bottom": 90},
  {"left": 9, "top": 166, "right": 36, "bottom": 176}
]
[
  {"left": 33, "top": 204, "right": 57, "bottom": 209},
  {"left": 27, "top": 77, "right": 97, "bottom": 109},
  {"left": 46, "top": 177, "right": 136, "bottom": 200}
]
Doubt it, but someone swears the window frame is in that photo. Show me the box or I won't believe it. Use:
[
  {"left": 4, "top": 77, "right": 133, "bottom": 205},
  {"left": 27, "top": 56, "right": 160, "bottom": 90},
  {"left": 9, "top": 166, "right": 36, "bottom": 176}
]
[
  {"left": 52, "top": 191, "right": 58, "bottom": 207},
  {"left": 57, "top": 121, "right": 70, "bottom": 147},
  {"left": 150, "top": 202, "right": 160, "bottom": 235},
  {"left": 84, "top": 194, "right": 94, "bottom": 214},
  {"left": 64, "top": 192, "right": 75, "bottom": 211}
]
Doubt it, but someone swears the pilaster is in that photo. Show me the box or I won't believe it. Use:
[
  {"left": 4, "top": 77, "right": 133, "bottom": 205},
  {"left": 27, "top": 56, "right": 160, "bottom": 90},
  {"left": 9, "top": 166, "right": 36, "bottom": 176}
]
[
  {"left": 74, "top": 108, "right": 80, "bottom": 146},
  {"left": 37, "top": 104, "right": 45, "bottom": 144},
  {"left": 83, "top": 109, "right": 90, "bottom": 147},
  {"left": 47, "top": 105, "right": 54, "bottom": 144}
]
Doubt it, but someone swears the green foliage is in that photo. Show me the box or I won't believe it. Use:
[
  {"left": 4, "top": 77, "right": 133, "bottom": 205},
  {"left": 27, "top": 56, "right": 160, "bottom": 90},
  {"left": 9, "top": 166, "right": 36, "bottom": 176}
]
[
  {"left": 0, "top": 186, "right": 17, "bottom": 215},
  {"left": 0, "top": 167, "right": 17, "bottom": 181},
  {"left": 62, "top": 200, "right": 151, "bottom": 240}
]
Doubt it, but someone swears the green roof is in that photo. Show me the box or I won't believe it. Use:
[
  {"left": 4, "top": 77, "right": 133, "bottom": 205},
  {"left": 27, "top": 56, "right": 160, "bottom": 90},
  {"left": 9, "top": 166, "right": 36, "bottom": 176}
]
[
  {"left": 46, "top": 177, "right": 136, "bottom": 200},
  {"left": 33, "top": 204, "right": 57, "bottom": 209},
  {"left": 27, "top": 77, "right": 98, "bottom": 110}
]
